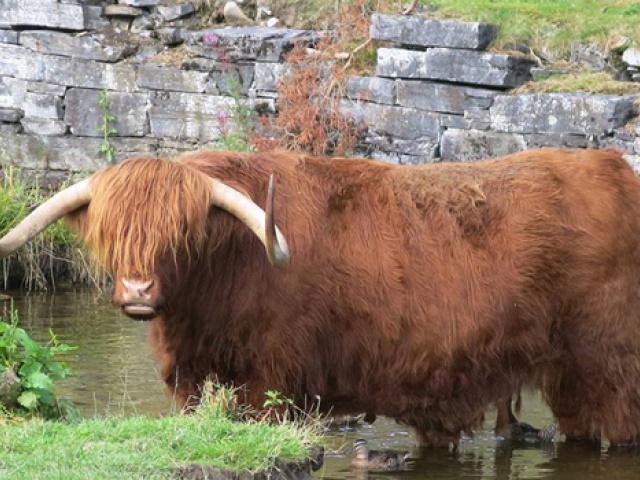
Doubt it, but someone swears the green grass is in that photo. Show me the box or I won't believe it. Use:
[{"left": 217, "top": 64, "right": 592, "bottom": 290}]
[
  {"left": 0, "top": 167, "right": 98, "bottom": 290},
  {"left": 514, "top": 71, "right": 640, "bottom": 93},
  {"left": 424, "top": 0, "right": 640, "bottom": 60},
  {"left": 0, "top": 401, "right": 320, "bottom": 480}
]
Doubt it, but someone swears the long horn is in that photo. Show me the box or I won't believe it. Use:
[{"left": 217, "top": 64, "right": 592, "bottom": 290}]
[
  {"left": 209, "top": 175, "right": 290, "bottom": 267},
  {"left": 0, "top": 178, "right": 92, "bottom": 258}
]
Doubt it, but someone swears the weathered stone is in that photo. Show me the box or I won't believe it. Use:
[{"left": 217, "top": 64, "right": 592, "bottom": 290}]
[
  {"left": 0, "top": 44, "right": 42, "bottom": 81},
  {"left": 377, "top": 48, "right": 535, "bottom": 88},
  {"left": 42, "top": 55, "right": 137, "bottom": 92},
  {"left": 0, "top": 132, "right": 48, "bottom": 169},
  {"left": 0, "top": 123, "right": 22, "bottom": 135},
  {"left": 137, "top": 65, "right": 207, "bottom": 93},
  {"left": 440, "top": 129, "right": 526, "bottom": 162},
  {"left": 254, "top": 62, "right": 287, "bottom": 93},
  {"left": 341, "top": 100, "right": 441, "bottom": 140},
  {"left": 156, "top": 27, "right": 186, "bottom": 46},
  {"left": 83, "top": 5, "right": 110, "bottom": 31},
  {"left": 370, "top": 13, "right": 496, "bottom": 50},
  {"left": 396, "top": 80, "right": 498, "bottom": 114},
  {"left": 463, "top": 109, "right": 492, "bottom": 130},
  {"left": 148, "top": 91, "right": 237, "bottom": 141},
  {"left": 64, "top": 88, "right": 149, "bottom": 137},
  {"left": 0, "top": 29, "right": 18, "bottom": 44},
  {"left": 224, "top": 2, "right": 255, "bottom": 27},
  {"left": 623, "top": 48, "right": 640, "bottom": 68},
  {"left": 440, "top": 128, "right": 591, "bottom": 162},
  {"left": 104, "top": 5, "right": 143, "bottom": 17},
  {"left": 0, "top": 108, "right": 22, "bottom": 123},
  {"left": 157, "top": 4, "right": 195, "bottom": 22},
  {"left": 43, "top": 136, "right": 159, "bottom": 172},
  {"left": 27, "top": 82, "right": 67, "bottom": 96},
  {"left": 346, "top": 76, "right": 396, "bottom": 105},
  {"left": 20, "top": 29, "right": 138, "bottom": 63},
  {"left": 21, "top": 117, "right": 66, "bottom": 136},
  {"left": 24, "top": 92, "right": 63, "bottom": 119},
  {"left": 187, "top": 27, "right": 322, "bottom": 62},
  {"left": 364, "top": 134, "right": 439, "bottom": 157},
  {"left": 120, "top": 0, "right": 161, "bottom": 6},
  {"left": 0, "top": 0, "right": 86, "bottom": 30},
  {"left": 439, "top": 114, "right": 465, "bottom": 129},
  {"left": 131, "top": 13, "right": 162, "bottom": 33},
  {"left": 0, "top": 77, "right": 27, "bottom": 109},
  {"left": 371, "top": 150, "right": 439, "bottom": 165},
  {"left": 210, "top": 63, "right": 255, "bottom": 95},
  {"left": 490, "top": 93, "right": 638, "bottom": 135}
]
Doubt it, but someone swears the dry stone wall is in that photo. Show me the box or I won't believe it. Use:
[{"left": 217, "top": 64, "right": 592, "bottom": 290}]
[{"left": 1, "top": 1, "right": 640, "bottom": 188}]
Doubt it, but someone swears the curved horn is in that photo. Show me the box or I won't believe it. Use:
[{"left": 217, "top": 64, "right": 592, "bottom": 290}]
[
  {"left": 209, "top": 175, "right": 290, "bottom": 268},
  {"left": 0, "top": 178, "right": 92, "bottom": 258}
]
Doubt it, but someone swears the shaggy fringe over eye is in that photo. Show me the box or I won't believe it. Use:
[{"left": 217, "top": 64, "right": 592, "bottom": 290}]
[{"left": 81, "top": 158, "right": 212, "bottom": 279}]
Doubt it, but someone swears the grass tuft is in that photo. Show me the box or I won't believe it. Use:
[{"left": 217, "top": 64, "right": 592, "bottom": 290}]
[{"left": 0, "top": 381, "right": 322, "bottom": 480}]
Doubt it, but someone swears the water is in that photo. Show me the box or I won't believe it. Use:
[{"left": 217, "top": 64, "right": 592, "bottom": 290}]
[{"left": 5, "top": 290, "right": 640, "bottom": 479}]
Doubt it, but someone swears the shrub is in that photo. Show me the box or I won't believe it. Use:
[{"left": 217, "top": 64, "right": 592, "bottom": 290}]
[{"left": 0, "top": 301, "right": 78, "bottom": 419}]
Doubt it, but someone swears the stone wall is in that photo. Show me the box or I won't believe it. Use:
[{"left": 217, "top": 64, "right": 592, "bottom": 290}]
[{"left": 1, "top": 0, "right": 640, "bottom": 188}]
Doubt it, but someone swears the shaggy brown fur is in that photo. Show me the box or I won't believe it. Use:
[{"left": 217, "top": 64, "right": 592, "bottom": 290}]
[{"left": 65, "top": 148, "right": 640, "bottom": 447}]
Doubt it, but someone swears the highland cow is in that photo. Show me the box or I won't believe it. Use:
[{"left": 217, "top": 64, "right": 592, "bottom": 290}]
[{"left": 2, "top": 148, "right": 640, "bottom": 447}]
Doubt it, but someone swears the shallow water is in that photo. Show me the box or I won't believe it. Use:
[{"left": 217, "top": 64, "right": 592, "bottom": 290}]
[{"left": 5, "top": 289, "right": 640, "bottom": 479}]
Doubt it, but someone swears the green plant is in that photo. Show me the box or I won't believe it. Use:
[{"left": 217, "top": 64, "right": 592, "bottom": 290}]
[
  {"left": 0, "top": 301, "right": 77, "bottom": 419},
  {"left": 215, "top": 77, "right": 255, "bottom": 153},
  {"left": 97, "top": 89, "right": 117, "bottom": 162},
  {"left": 0, "top": 167, "right": 97, "bottom": 291}
]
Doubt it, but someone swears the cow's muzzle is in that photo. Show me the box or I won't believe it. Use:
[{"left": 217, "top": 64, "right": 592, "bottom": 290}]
[{"left": 116, "top": 278, "right": 159, "bottom": 321}]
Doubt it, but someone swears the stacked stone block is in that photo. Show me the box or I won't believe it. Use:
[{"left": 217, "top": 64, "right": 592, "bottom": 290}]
[{"left": 1, "top": 1, "right": 640, "bottom": 184}]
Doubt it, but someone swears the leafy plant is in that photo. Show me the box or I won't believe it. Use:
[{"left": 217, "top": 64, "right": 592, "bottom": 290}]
[
  {"left": 0, "top": 167, "right": 97, "bottom": 291},
  {"left": 215, "top": 77, "right": 255, "bottom": 153},
  {"left": 97, "top": 89, "right": 117, "bottom": 162},
  {"left": 0, "top": 301, "right": 78, "bottom": 419}
]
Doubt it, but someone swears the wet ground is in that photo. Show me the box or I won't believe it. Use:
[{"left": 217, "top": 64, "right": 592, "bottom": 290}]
[{"left": 5, "top": 289, "right": 640, "bottom": 479}]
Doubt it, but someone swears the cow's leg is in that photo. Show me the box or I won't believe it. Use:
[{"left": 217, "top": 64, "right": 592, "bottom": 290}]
[
  {"left": 545, "top": 300, "right": 640, "bottom": 445},
  {"left": 413, "top": 426, "right": 461, "bottom": 449}
]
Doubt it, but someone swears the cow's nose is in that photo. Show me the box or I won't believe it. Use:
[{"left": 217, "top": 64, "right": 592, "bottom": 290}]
[
  {"left": 122, "top": 278, "right": 154, "bottom": 299},
  {"left": 120, "top": 278, "right": 156, "bottom": 319}
]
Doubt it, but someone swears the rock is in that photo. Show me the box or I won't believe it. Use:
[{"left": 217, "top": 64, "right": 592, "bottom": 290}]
[
  {"left": 0, "top": 367, "right": 20, "bottom": 409},
  {"left": 224, "top": 2, "right": 255, "bottom": 27},
  {"left": 0, "top": 0, "right": 86, "bottom": 30},
  {"left": 0, "top": 29, "right": 18, "bottom": 44},
  {"left": 148, "top": 91, "right": 237, "bottom": 141},
  {"left": 104, "top": 5, "right": 143, "bottom": 18},
  {"left": 0, "top": 293, "right": 12, "bottom": 301},
  {"left": 138, "top": 66, "right": 208, "bottom": 93},
  {"left": 157, "top": 4, "right": 195, "bottom": 22},
  {"left": 0, "top": 108, "right": 22, "bottom": 123},
  {"left": 376, "top": 48, "right": 535, "bottom": 88},
  {"left": 119, "top": 0, "right": 161, "bottom": 6},
  {"left": 396, "top": 80, "right": 498, "bottom": 114},
  {"left": 19, "top": 28, "right": 139, "bottom": 63},
  {"left": 346, "top": 76, "right": 396, "bottom": 105},
  {"left": 266, "top": 18, "right": 281, "bottom": 28},
  {"left": 490, "top": 93, "right": 638, "bottom": 135},
  {"left": 64, "top": 88, "right": 149, "bottom": 137},
  {"left": 370, "top": 13, "right": 496, "bottom": 50},
  {"left": 341, "top": 99, "right": 441, "bottom": 141}
]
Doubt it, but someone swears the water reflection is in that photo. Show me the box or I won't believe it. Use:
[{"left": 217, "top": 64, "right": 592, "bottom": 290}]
[{"left": 5, "top": 290, "right": 640, "bottom": 479}]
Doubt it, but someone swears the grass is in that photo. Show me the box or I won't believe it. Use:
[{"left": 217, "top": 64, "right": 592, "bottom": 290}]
[
  {"left": 421, "top": 0, "right": 640, "bottom": 61},
  {"left": 0, "top": 389, "right": 321, "bottom": 480},
  {"left": 0, "top": 167, "right": 99, "bottom": 291},
  {"left": 514, "top": 71, "right": 640, "bottom": 94}
]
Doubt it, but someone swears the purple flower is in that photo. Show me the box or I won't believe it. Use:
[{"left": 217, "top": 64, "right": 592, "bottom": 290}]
[
  {"left": 217, "top": 110, "right": 228, "bottom": 127},
  {"left": 203, "top": 32, "right": 218, "bottom": 45}
]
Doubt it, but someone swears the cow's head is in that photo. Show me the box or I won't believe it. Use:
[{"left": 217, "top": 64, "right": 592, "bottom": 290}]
[{"left": 0, "top": 158, "right": 289, "bottom": 321}]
